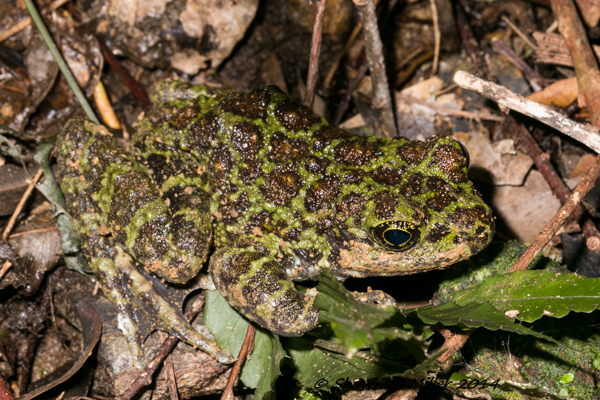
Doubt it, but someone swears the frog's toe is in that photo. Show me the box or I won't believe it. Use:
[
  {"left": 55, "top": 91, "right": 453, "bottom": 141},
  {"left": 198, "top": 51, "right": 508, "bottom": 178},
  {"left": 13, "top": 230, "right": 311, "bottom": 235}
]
[{"left": 210, "top": 245, "right": 318, "bottom": 337}]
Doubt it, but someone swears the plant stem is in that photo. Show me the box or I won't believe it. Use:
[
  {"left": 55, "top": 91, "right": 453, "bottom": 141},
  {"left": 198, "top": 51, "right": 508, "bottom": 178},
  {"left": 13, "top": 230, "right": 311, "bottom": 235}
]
[{"left": 22, "top": 0, "right": 99, "bottom": 124}]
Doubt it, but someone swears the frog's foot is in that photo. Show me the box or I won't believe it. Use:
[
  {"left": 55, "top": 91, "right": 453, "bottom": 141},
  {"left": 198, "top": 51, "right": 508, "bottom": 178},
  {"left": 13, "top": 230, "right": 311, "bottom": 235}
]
[
  {"left": 352, "top": 290, "right": 398, "bottom": 307},
  {"left": 92, "top": 255, "right": 147, "bottom": 369},
  {"left": 111, "top": 247, "right": 234, "bottom": 364},
  {"left": 209, "top": 244, "right": 318, "bottom": 337}
]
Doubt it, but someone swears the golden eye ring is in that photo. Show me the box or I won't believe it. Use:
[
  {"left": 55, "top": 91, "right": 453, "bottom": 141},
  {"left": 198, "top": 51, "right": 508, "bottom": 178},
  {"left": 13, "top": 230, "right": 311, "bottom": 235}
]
[{"left": 370, "top": 220, "right": 420, "bottom": 252}]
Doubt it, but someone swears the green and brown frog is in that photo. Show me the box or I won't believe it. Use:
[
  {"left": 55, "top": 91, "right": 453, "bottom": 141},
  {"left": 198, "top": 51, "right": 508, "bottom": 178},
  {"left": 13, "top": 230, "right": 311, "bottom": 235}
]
[{"left": 56, "top": 80, "right": 494, "bottom": 366}]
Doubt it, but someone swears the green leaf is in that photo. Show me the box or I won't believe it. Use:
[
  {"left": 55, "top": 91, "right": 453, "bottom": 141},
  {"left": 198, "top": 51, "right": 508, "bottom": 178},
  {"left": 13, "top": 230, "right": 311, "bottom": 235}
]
[
  {"left": 204, "top": 290, "right": 285, "bottom": 400},
  {"left": 434, "top": 241, "right": 563, "bottom": 306},
  {"left": 34, "top": 142, "right": 90, "bottom": 274},
  {"left": 314, "top": 272, "right": 413, "bottom": 358},
  {"left": 286, "top": 337, "right": 440, "bottom": 390},
  {"left": 450, "top": 270, "right": 600, "bottom": 323},
  {"left": 416, "top": 301, "right": 560, "bottom": 344}
]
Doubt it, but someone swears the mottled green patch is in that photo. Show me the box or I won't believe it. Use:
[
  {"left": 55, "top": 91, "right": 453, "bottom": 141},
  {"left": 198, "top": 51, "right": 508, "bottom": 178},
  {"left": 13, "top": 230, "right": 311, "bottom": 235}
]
[{"left": 55, "top": 81, "right": 493, "bottom": 364}]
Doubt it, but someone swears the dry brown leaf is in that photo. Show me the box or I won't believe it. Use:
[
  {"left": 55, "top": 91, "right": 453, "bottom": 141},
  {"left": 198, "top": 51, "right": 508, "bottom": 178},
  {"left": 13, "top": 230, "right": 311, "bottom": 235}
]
[
  {"left": 489, "top": 170, "right": 562, "bottom": 242},
  {"left": 575, "top": 0, "right": 600, "bottom": 27},
  {"left": 527, "top": 77, "right": 578, "bottom": 108},
  {"left": 454, "top": 130, "right": 533, "bottom": 186},
  {"left": 569, "top": 153, "right": 597, "bottom": 178}
]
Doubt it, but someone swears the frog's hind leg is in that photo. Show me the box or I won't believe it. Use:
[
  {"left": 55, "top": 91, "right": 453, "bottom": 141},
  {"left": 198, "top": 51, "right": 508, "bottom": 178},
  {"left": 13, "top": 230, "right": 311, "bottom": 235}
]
[
  {"left": 66, "top": 199, "right": 233, "bottom": 366},
  {"left": 110, "top": 247, "right": 234, "bottom": 364},
  {"left": 209, "top": 243, "right": 318, "bottom": 337}
]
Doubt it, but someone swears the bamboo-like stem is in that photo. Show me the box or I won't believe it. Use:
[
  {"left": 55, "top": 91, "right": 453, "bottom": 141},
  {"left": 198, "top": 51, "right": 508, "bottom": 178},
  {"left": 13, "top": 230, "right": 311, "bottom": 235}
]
[{"left": 22, "top": 0, "right": 99, "bottom": 124}]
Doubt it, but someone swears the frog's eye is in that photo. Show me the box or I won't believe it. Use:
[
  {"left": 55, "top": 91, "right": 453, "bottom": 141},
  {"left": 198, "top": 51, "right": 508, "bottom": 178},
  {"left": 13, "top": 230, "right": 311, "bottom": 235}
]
[
  {"left": 457, "top": 141, "right": 470, "bottom": 169},
  {"left": 370, "top": 220, "right": 420, "bottom": 252}
]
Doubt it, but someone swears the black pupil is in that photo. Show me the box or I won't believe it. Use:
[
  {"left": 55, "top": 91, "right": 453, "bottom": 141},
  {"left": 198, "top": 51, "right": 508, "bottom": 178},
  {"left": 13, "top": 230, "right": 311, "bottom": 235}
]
[{"left": 384, "top": 229, "right": 410, "bottom": 246}]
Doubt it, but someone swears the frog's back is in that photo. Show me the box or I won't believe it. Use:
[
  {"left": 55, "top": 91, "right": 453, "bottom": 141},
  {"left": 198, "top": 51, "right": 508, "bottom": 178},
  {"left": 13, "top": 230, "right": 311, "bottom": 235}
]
[{"left": 133, "top": 82, "right": 494, "bottom": 278}]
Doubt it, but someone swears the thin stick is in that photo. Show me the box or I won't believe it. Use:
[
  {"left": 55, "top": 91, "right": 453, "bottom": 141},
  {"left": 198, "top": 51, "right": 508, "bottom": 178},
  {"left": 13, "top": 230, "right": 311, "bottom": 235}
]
[
  {"left": 96, "top": 37, "right": 150, "bottom": 109},
  {"left": 429, "top": 0, "right": 440, "bottom": 76},
  {"left": 2, "top": 168, "right": 43, "bottom": 240},
  {"left": 353, "top": 0, "right": 397, "bottom": 138},
  {"left": 19, "top": 334, "right": 37, "bottom": 395},
  {"left": 0, "top": 374, "right": 15, "bottom": 400},
  {"left": 96, "top": 36, "right": 150, "bottom": 108},
  {"left": 501, "top": 15, "right": 538, "bottom": 51},
  {"left": 323, "top": 24, "right": 362, "bottom": 90},
  {"left": 395, "top": 93, "right": 505, "bottom": 121},
  {"left": 220, "top": 324, "right": 256, "bottom": 400},
  {"left": 436, "top": 327, "right": 471, "bottom": 364},
  {"left": 455, "top": 2, "right": 489, "bottom": 79},
  {"left": 66, "top": 4, "right": 151, "bottom": 109},
  {"left": 332, "top": 60, "right": 369, "bottom": 125},
  {"left": 158, "top": 331, "right": 179, "bottom": 400},
  {"left": 322, "top": 0, "right": 382, "bottom": 90},
  {"left": 550, "top": 0, "right": 600, "bottom": 126},
  {"left": 0, "top": 0, "right": 72, "bottom": 43},
  {"left": 491, "top": 38, "right": 547, "bottom": 91},
  {"left": 509, "top": 156, "right": 600, "bottom": 272},
  {"left": 0, "top": 261, "right": 11, "bottom": 282},
  {"left": 511, "top": 118, "right": 600, "bottom": 254},
  {"left": 22, "top": 0, "right": 99, "bottom": 124},
  {"left": 115, "top": 293, "right": 226, "bottom": 400},
  {"left": 453, "top": 71, "right": 600, "bottom": 153},
  {"left": 165, "top": 353, "right": 178, "bottom": 400},
  {"left": 305, "top": 0, "right": 326, "bottom": 108}
]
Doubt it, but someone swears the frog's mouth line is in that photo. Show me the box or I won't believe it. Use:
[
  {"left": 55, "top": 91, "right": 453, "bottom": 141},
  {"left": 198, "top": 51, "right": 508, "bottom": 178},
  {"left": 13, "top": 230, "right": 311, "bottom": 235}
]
[{"left": 332, "top": 241, "right": 471, "bottom": 278}]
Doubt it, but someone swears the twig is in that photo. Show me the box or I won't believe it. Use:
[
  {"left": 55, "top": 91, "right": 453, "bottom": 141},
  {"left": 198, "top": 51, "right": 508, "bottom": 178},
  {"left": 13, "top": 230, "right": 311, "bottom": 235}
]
[
  {"left": 352, "top": 0, "right": 397, "bottom": 138},
  {"left": 501, "top": 15, "right": 538, "bottom": 51},
  {"left": 1, "top": 168, "right": 43, "bottom": 240},
  {"left": 435, "top": 327, "right": 472, "bottom": 364},
  {"left": 429, "top": 0, "right": 440, "bottom": 76},
  {"left": 0, "top": 0, "right": 72, "bottom": 43},
  {"left": 455, "top": 2, "right": 489, "bottom": 79},
  {"left": 165, "top": 353, "right": 178, "bottom": 400},
  {"left": 0, "top": 260, "right": 11, "bottom": 282},
  {"left": 97, "top": 38, "right": 150, "bottom": 108},
  {"left": 550, "top": 0, "right": 600, "bottom": 126},
  {"left": 22, "top": 0, "right": 99, "bottom": 123},
  {"left": 491, "top": 38, "right": 547, "bottom": 91},
  {"left": 93, "top": 81, "right": 121, "bottom": 130},
  {"left": 115, "top": 293, "right": 226, "bottom": 400},
  {"left": 323, "top": 24, "right": 362, "bottom": 90},
  {"left": 220, "top": 324, "right": 256, "bottom": 400},
  {"left": 66, "top": 4, "right": 151, "bottom": 109},
  {"left": 96, "top": 38, "right": 150, "bottom": 109},
  {"left": 19, "top": 334, "right": 37, "bottom": 395},
  {"left": 395, "top": 93, "right": 505, "bottom": 121},
  {"left": 0, "top": 374, "right": 15, "bottom": 400},
  {"left": 304, "top": 0, "right": 326, "bottom": 108},
  {"left": 322, "top": 0, "right": 382, "bottom": 90},
  {"left": 157, "top": 331, "right": 179, "bottom": 400},
  {"left": 510, "top": 156, "right": 600, "bottom": 272},
  {"left": 511, "top": 118, "right": 600, "bottom": 254},
  {"left": 453, "top": 71, "right": 600, "bottom": 153},
  {"left": 332, "top": 60, "right": 369, "bottom": 125},
  {"left": 394, "top": 49, "right": 434, "bottom": 88}
]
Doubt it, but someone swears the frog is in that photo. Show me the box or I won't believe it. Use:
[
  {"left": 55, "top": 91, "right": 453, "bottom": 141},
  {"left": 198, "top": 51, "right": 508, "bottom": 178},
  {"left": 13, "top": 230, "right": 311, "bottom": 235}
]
[{"left": 56, "top": 80, "right": 494, "bottom": 367}]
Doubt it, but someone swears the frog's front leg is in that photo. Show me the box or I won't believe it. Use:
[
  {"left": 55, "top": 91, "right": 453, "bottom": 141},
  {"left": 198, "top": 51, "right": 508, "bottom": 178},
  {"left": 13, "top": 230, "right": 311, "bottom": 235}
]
[{"left": 209, "top": 242, "right": 318, "bottom": 336}]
